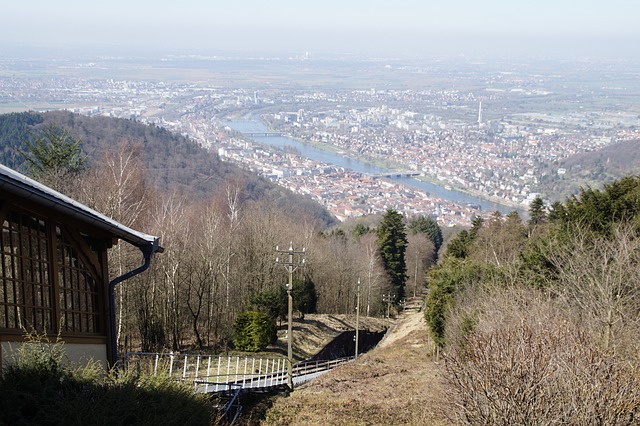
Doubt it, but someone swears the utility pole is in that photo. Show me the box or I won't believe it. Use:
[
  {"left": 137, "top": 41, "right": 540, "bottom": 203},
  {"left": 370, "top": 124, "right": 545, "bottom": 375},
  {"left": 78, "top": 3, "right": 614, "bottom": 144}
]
[
  {"left": 382, "top": 293, "right": 396, "bottom": 319},
  {"left": 355, "top": 279, "right": 360, "bottom": 359},
  {"left": 414, "top": 247, "right": 419, "bottom": 298},
  {"left": 275, "top": 242, "right": 305, "bottom": 390}
]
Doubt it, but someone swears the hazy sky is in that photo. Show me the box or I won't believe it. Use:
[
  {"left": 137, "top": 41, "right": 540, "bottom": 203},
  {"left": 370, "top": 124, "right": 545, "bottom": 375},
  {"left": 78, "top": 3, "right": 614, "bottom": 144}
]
[{"left": 2, "top": 0, "right": 639, "bottom": 57}]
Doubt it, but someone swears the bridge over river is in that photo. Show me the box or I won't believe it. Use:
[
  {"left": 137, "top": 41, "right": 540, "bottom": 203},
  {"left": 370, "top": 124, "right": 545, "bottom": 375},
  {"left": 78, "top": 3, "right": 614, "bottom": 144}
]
[
  {"left": 367, "top": 171, "right": 421, "bottom": 179},
  {"left": 242, "top": 131, "right": 287, "bottom": 137}
]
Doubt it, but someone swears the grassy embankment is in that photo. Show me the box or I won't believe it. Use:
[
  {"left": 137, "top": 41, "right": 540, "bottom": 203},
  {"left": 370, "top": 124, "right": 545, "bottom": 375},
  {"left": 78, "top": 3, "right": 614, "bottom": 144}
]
[{"left": 262, "top": 307, "right": 449, "bottom": 426}]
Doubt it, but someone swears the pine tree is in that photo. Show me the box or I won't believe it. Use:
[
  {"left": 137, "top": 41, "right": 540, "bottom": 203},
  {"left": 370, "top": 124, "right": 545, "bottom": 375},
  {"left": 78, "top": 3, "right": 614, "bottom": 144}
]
[
  {"left": 408, "top": 215, "right": 443, "bottom": 254},
  {"left": 547, "top": 201, "right": 567, "bottom": 223},
  {"left": 564, "top": 177, "right": 640, "bottom": 236},
  {"left": 233, "top": 311, "right": 277, "bottom": 352},
  {"left": 250, "top": 286, "right": 288, "bottom": 323},
  {"left": 20, "top": 123, "right": 87, "bottom": 194},
  {"left": 352, "top": 223, "right": 370, "bottom": 240},
  {"left": 469, "top": 215, "right": 485, "bottom": 239},
  {"left": 445, "top": 230, "right": 471, "bottom": 259},
  {"left": 376, "top": 209, "right": 408, "bottom": 300},
  {"left": 528, "top": 197, "right": 547, "bottom": 226},
  {"left": 292, "top": 277, "right": 318, "bottom": 319}
]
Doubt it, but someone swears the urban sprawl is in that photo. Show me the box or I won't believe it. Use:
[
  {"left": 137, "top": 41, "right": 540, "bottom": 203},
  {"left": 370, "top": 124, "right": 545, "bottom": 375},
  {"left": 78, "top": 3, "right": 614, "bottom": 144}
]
[{"left": 3, "top": 57, "right": 639, "bottom": 226}]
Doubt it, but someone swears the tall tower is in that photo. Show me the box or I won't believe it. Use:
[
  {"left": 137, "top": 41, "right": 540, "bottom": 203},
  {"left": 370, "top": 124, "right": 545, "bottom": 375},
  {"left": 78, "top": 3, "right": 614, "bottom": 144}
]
[{"left": 477, "top": 101, "right": 483, "bottom": 125}]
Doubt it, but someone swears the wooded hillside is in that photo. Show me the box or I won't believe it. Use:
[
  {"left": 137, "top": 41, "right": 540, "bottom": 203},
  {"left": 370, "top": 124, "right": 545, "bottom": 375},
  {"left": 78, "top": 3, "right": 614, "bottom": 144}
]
[{"left": 0, "top": 110, "right": 335, "bottom": 226}]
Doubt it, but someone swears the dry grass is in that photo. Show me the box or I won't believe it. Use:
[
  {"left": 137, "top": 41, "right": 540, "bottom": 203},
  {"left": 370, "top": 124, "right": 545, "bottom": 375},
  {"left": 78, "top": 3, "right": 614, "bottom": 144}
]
[
  {"left": 261, "top": 311, "right": 450, "bottom": 425},
  {"left": 270, "top": 314, "right": 389, "bottom": 361}
]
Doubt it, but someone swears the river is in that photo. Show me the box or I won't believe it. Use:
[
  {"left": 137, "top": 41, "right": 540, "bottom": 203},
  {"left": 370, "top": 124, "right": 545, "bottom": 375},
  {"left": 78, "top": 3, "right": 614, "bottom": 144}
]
[{"left": 226, "top": 118, "right": 519, "bottom": 215}]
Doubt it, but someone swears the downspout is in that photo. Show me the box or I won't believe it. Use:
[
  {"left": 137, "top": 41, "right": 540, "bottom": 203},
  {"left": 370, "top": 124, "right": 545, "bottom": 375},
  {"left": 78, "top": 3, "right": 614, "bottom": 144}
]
[{"left": 108, "top": 238, "right": 161, "bottom": 366}]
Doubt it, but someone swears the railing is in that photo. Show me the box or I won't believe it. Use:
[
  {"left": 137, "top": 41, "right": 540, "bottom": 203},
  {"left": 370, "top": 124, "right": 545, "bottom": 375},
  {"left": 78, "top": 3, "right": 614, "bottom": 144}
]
[
  {"left": 216, "top": 384, "right": 243, "bottom": 426},
  {"left": 293, "top": 357, "right": 352, "bottom": 376},
  {"left": 122, "top": 352, "right": 353, "bottom": 393}
]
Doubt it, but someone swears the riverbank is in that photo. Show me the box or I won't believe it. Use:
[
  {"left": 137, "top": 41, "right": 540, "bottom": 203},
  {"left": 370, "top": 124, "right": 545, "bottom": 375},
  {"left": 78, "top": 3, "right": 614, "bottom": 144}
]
[
  {"left": 295, "top": 139, "right": 525, "bottom": 213},
  {"left": 226, "top": 116, "right": 523, "bottom": 216},
  {"left": 287, "top": 138, "right": 526, "bottom": 213}
]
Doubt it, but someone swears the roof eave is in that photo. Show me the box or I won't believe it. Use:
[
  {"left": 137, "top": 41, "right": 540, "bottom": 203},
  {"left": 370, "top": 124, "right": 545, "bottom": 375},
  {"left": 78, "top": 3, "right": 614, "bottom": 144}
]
[{"left": 0, "top": 164, "right": 162, "bottom": 253}]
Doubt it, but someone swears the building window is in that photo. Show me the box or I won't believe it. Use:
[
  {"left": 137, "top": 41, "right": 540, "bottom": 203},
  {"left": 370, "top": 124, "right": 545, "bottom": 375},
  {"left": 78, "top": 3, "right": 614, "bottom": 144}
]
[
  {"left": 56, "top": 226, "right": 102, "bottom": 334},
  {"left": 0, "top": 208, "right": 103, "bottom": 336},
  {"left": 0, "top": 211, "right": 52, "bottom": 332}
]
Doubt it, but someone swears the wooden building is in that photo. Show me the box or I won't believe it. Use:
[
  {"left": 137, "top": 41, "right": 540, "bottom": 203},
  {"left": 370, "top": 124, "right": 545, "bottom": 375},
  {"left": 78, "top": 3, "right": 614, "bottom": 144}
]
[{"left": 0, "top": 164, "right": 162, "bottom": 369}]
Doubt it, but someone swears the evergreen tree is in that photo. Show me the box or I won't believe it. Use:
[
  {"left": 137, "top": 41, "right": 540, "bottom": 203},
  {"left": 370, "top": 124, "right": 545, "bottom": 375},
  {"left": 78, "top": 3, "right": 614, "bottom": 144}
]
[
  {"left": 326, "top": 228, "right": 347, "bottom": 239},
  {"left": 250, "top": 286, "right": 287, "bottom": 323},
  {"left": 547, "top": 201, "right": 567, "bottom": 223},
  {"left": 292, "top": 277, "right": 318, "bottom": 319},
  {"left": 563, "top": 177, "right": 640, "bottom": 236},
  {"left": 233, "top": 311, "right": 277, "bottom": 352},
  {"left": 445, "top": 230, "right": 472, "bottom": 259},
  {"left": 19, "top": 123, "right": 87, "bottom": 193},
  {"left": 445, "top": 216, "right": 486, "bottom": 261},
  {"left": 408, "top": 215, "right": 444, "bottom": 254},
  {"left": 352, "top": 223, "right": 370, "bottom": 240},
  {"left": 469, "top": 215, "right": 485, "bottom": 239},
  {"left": 506, "top": 210, "right": 522, "bottom": 223},
  {"left": 528, "top": 197, "right": 547, "bottom": 226},
  {"left": 376, "top": 209, "right": 408, "bottom": 300},
  {"left": 424, "top": 259, "right": 479, "bottom": 347}
]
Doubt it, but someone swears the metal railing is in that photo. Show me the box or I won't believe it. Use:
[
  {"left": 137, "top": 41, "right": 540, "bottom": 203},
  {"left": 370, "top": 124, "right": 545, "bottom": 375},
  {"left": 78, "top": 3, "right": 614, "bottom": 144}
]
[
  {"left": 215, "top": 383, "right": 243, "bottom": 426},
  {"left": 122, "top": 352, "right": 353, "bottom": 393},
  {"left": 293, "top": 357, "right": 352, "bottom": 376}
]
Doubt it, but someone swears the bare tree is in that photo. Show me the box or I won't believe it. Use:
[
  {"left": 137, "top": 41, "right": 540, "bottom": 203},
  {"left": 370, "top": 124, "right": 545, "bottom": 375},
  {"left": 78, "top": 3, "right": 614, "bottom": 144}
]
[
  {"left": 357, "top": 233, "right": 386, "bottom": 317},
  {"left": 182, "top": 251, "right": 213, "bottom": 349},
  {"left": 468, "top": 211, "right": 528, "bottom": 287},
  {"left": 221, "top": 183, "right": 242, "bottom": 320},
  {"left": 80, "top": 141, "right": 150, "bottom": 353},
  {"left": 444, "top": 285, "right": 640, "bottom": 425},
  {"left": 151, "top": 191, "right": 190, "bottom": 351},
  {"left": 312, "top": 234, "right": 359, "bottom": 314},
  {"left": 238, "top": 201, "right": 286, "bottom": 295},
  {"left": 406, "top": 233, "right": 434, "bottom": 298},
  {"left": 548, "top": 224, "right": 640, "bottom": 355}
]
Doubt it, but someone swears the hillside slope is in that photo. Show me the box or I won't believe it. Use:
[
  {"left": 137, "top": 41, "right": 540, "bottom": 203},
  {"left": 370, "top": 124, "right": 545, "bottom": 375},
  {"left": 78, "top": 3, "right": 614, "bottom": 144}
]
[
  {"left": 540, "top": 138, "right": 640, "bottom": 200},
  {"left": 268, "top": 314, "right": 388, "bottom": 362},
  {"left": 262, "top": 308, "right": 449, "bottom": 425}
]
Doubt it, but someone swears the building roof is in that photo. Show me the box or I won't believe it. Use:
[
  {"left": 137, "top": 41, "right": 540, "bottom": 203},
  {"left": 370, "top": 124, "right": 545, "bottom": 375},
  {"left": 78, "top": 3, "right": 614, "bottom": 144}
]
[{"left": 0, "top": 163, "right": 162, "bottom": 253}]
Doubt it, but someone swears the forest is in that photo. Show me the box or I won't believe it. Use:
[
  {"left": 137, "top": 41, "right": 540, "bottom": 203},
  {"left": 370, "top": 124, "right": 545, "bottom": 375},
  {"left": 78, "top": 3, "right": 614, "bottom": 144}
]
[{"left": 0, "top": 110, "right": 335, "bottom": 225}]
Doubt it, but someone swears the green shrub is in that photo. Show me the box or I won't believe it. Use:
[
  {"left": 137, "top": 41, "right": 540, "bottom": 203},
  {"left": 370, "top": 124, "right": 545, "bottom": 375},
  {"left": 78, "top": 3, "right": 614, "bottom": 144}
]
[
  {"left": 233, "top": 311, "right": 277, "bottom": 352},
  {"left": 424, "top": 259, "right": 480, "bottom": 347},
  {"left": 0, "top": 333, "right": 212, "bottom": 425}
]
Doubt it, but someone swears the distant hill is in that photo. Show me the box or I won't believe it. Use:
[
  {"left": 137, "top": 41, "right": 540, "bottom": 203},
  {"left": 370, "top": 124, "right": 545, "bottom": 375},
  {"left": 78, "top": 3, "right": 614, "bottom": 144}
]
[
  {"left": 0, "top": 110, "right": 336, "bottom": 227},
  {"left": 0, "top": 110, "right": 235, "bottom": 194},
  {"left": 562, "top": 139, "right": 640, "bottom": 175},
  {"left": 539, "top": 139, "right": 640, "bottom": 201}
]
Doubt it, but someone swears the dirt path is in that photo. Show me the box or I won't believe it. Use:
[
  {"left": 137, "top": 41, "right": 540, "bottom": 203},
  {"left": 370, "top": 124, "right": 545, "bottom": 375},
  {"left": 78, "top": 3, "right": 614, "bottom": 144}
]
[
  {"left": 377, "top": 308, "right": 426, "bottom": 349},
  {"left": 261, "top": 309, "right": 450, "bottom": 425}
]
